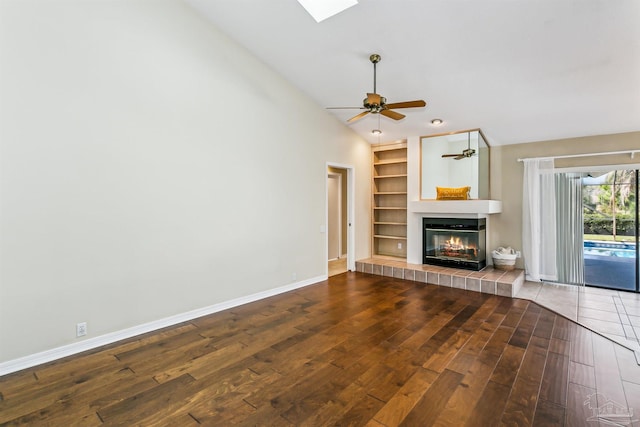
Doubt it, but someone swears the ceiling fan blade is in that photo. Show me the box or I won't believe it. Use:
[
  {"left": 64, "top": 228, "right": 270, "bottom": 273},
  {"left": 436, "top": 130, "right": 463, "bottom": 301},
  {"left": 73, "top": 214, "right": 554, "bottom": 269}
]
[
  {"left": 380, "top": 109, "right": 405, "bottom": 120},
  {"left": 442, "top": 153, "right": 468, "bottom": 160},
  {"left": 385, "top": 100, "right": 426, "bottom": 109},
  {"left": 347, "top": 111, "right": 370, "bottom": 123},
  {"left": 367, "top": 93, "right": 381, "bottom": 105}
]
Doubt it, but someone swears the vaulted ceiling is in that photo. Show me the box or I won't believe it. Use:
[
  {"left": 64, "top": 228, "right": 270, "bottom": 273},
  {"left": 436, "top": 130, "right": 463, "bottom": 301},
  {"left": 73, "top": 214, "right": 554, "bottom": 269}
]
[{"left": 185, "top": 0, "right": 640, "bottom": 146}]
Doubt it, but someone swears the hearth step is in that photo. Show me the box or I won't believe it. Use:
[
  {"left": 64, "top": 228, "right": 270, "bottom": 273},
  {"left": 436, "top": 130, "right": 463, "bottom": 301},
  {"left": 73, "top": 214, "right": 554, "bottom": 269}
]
[{"left": 355, "top": 258, "right": 524, "bottom": 297}]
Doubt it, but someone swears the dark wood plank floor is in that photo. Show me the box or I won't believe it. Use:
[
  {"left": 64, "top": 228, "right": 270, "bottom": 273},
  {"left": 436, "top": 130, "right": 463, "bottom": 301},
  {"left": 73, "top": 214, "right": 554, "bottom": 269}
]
[{"left": 1, "top": 272, "right": 640, "bottom": 426}]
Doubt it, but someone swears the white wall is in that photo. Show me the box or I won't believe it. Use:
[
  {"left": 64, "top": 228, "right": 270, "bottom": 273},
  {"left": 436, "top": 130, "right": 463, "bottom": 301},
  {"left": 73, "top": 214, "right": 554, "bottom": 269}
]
[
  {"left": 407, "top": 136, "right": 422, "bottom": 264},
  {"left": 0, "top": 0, "right": 371, "bottom": 365}
]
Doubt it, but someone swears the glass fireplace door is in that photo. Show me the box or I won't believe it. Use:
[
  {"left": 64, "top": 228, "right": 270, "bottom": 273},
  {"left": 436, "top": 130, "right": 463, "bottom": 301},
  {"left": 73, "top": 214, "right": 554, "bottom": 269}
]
[{"left": 423, "top": 218, "right": 486, "bottom": 271}]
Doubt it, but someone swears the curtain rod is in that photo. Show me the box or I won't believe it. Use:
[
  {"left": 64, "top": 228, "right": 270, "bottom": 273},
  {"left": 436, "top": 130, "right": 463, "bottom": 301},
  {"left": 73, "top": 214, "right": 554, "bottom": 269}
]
[{"left": 517, "top": 149, "right": 640, "bottom": 162}]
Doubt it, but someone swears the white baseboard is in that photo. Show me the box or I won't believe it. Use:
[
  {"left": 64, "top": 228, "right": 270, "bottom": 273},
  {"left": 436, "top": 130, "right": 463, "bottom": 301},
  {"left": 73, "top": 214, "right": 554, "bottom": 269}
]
[{"left": 0, "top": 274, "right": 327, "bottom": 377}]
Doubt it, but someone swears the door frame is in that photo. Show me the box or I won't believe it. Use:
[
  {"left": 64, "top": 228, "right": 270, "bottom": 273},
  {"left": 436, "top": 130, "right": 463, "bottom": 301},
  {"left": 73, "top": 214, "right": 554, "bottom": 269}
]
[{"left": 326, "top": 162, "right": 355, "bottom": 273}]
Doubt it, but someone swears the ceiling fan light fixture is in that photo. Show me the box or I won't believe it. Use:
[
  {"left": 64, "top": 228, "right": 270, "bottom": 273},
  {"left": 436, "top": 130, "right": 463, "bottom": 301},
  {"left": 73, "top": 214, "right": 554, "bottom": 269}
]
[
  {"left": 431, "top": 119, "right": 443, "bottom": 126},
  {"left": 327, "top": 54, "right": 426, "bottom": 124}
]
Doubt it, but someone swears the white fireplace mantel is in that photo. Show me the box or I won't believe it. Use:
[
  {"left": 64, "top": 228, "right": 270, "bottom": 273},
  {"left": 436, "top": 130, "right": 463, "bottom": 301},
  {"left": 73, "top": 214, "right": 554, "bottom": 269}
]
[{"left": 409, "top": 199, "right": 502, "bottom": 215}]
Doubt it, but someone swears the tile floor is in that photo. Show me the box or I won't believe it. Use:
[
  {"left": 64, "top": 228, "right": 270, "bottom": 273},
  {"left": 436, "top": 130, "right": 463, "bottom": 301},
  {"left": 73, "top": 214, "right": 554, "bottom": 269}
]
[{"left": 517, "top": 281, "right": 640, "bottom": 354}]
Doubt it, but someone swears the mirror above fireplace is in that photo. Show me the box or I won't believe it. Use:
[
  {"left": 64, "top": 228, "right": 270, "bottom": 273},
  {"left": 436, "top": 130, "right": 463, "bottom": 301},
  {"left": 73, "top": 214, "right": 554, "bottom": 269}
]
[{"left": 420, "top": 129, "right": 490, "bottom": 200}]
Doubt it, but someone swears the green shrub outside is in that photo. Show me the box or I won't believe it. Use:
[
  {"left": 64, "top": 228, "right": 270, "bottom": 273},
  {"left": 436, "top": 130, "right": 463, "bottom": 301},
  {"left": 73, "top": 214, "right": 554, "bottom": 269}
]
[{"left": 583, "top": 214, "right": 636, "bottom": 236}]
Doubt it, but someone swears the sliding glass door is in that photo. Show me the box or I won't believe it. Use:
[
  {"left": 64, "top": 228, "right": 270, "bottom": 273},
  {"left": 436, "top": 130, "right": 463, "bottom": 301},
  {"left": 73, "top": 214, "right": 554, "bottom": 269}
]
[{"left": 582, "top": 169, "right": 638, "bottom": 292}]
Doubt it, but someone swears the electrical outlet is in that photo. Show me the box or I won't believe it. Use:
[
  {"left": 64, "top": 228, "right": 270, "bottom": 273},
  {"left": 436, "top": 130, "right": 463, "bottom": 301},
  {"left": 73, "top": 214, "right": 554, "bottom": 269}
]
[
  {"left": 397, "top": 242, "right": 402, "bottom": 249},
  {"left": 76, "top": 322, "right": 87, "bottom": 337},
  {"left": 292, "top": 272, "right": 297, "bottom": 281},
  {"left": 516, "top": 251, "right": 522, "bottom": 258}
]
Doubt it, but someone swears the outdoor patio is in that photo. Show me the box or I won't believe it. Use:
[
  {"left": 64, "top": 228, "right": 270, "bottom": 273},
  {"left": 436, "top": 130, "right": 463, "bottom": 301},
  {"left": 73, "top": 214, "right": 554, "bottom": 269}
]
[{"left": 585, "top": 252, "right": 636, "bottom": 291}]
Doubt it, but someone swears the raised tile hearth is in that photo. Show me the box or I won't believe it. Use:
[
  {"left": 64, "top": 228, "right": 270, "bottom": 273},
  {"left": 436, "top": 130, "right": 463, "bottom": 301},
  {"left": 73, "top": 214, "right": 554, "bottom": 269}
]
[{"left": 356, "top": 258, "right": 524, "bottom": 297}]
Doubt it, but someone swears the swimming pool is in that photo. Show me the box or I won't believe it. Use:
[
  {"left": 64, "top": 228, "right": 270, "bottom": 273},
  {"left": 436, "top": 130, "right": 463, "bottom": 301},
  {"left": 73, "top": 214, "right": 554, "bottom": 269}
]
[{"left": 584, "top": 240, "right": 637, "bottom": 258}]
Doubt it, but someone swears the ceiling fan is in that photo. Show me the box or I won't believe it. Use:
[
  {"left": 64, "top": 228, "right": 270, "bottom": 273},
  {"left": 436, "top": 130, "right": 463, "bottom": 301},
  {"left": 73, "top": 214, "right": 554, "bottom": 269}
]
[
  {"left": 442, "top": 132, "right": 476, "bottom": 160},
  {"left": 327, "top": 54, "right": 426, "bottom": 123}
]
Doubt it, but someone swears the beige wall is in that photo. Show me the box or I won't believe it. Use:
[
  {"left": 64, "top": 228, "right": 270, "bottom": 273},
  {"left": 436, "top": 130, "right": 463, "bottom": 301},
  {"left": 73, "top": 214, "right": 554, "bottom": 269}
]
[
  {"left": 0, "top": 0, "right": 371, "bottom": 365},
  {"left": 490, "top": 131, "right": 640, "bottom": 268}
]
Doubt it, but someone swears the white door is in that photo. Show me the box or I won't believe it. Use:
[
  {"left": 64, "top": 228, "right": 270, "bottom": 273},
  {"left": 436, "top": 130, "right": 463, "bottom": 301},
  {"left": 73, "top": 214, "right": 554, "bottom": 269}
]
[{"left": 327, "top": 173, "right": 341, "bottom": 260}]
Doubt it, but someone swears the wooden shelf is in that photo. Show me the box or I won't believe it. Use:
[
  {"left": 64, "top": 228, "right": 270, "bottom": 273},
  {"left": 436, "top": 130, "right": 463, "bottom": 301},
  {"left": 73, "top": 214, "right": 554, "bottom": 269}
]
[
  {"left": 373, "top": 159, "right": 407, "bottom": 166},
  {"left": 374, "top": 174, "right": 407, "bottom": 179},
  {"left": 374, "top": 192, "right": 407, "bottom": 195},
  {"left": 372, "top": 142, "right": 408, "bottom": 259},
  {"left": 374, "top": 235, "right": 407, "bottom": 240}
]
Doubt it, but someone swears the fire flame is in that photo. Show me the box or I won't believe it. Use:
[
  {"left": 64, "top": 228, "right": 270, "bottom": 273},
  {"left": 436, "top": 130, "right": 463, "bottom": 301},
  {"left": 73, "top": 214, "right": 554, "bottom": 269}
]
[
  {"left": 445, "top": 236, "right": 476, "bottom": 250},
  {"left": 439, "top": 235, "right": 477, "bottom": 258}
]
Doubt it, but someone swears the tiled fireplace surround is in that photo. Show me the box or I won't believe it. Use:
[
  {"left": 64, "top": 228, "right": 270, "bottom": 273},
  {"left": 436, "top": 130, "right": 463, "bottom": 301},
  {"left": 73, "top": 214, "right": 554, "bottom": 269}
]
[{"left": 372, "top": 198, "right": 521, "bottom": 295}]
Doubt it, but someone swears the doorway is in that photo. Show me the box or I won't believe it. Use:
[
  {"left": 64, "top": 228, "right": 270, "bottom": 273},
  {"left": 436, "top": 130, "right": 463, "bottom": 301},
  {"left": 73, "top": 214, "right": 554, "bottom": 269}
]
[
  {"left": 327, "top": 164, "right": 354, "bottom": 276},
  {"left": 582, "top": 169, "right": 638, "bottom": 291},
  {"left": 327, "top": 172, "right": 342, "bottom": 261}
]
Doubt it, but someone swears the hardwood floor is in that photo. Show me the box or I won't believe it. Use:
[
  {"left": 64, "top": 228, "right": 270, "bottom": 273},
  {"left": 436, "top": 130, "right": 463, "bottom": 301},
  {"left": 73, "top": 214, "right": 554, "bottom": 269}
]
[
  {"left": 328, "top": 258, "right": 347, "bottom": 277},
  {"left": 1, "top": 272, "right": 640, "bottom": 426}
]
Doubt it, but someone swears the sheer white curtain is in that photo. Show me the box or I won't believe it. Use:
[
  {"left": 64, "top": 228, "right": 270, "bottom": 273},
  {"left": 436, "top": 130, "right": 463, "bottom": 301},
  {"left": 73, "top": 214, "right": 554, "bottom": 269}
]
[{"left": 522, "top": 159, "right": 558, "bottom": 281}]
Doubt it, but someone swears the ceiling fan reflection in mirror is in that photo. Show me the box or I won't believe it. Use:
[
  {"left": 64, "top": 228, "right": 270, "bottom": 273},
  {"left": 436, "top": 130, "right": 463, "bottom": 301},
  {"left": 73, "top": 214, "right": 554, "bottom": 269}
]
[
  {"left": 442, "top": 132, "right": 476, "bottom": 160},
  {"left": 327, "top": 54, "right": 426, "bottom": 123}
]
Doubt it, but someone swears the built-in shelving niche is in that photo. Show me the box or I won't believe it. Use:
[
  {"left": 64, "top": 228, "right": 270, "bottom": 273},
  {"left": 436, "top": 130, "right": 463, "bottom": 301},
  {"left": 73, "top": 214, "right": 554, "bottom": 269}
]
[{"left": 372, "top": 142, "right": 407, "bottom": 259}]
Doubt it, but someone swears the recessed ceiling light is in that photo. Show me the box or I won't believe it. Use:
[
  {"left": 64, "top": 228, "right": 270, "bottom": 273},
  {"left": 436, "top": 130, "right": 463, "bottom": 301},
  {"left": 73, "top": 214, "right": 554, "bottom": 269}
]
[
  {"left": 371, "top": 129, "right": 382, "bottom": 135},
  {"left": 431, "top": 119, "right": 443, "bottom": 126},
  {"left": 296, "top": 0, "right": 358, "bottom": 23}
]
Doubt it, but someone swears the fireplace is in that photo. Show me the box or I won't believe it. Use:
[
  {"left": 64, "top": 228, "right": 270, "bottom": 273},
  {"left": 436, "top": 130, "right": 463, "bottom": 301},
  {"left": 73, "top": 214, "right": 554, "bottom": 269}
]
[{"left": 423, "top": 218, "right": 486, "bottom": 270}]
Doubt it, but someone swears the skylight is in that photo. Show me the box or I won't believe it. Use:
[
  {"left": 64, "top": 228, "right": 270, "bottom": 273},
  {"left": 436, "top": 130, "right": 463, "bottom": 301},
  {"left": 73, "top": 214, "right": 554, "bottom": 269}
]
[{"left": 296, "top": 0, "right": 358, "bottom": 23}]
